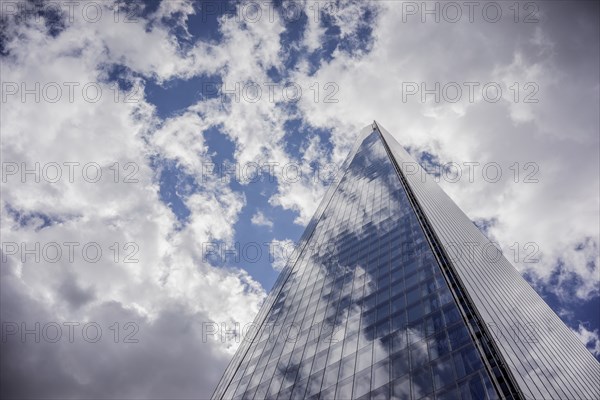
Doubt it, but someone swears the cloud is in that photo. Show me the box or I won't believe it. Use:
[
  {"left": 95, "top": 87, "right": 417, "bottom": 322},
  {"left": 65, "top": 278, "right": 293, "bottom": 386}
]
[
  {"left": 0, "top": 270, "right": 234, "bottom": 399},
  {"left": 268, "top": 238, "right": 296, "bottom": 272},
  {"left": 290, "top": 1, "right": 600, "bottom": 302},
  {"left": 571, "top": 323, "right": 600, "bottom": 358},
  {"left": 1, "top": 2, "right": 267, "bottom": 398},
  {"left": 269, "top": 133, "right": 333, "bottom": 225},
  {"left": 251, "top": 210, "right": 274, "bottom": 229}
]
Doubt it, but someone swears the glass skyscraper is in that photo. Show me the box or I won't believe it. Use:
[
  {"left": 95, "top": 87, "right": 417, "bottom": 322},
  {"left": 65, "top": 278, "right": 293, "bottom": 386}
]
[{"left": 212, "top": 123, "right": 600, "bottom": 400}]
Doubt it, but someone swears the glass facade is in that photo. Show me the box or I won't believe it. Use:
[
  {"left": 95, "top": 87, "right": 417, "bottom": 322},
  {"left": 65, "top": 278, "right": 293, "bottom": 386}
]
[
  {"left": 214, "top": 130, "right": 499, "bottom": 399},
  {"left": 377, "top": 124, "right": 600, "bottom": 400},
  {"left": 213, "top": 124, "right": 600, "bottom": 400}
]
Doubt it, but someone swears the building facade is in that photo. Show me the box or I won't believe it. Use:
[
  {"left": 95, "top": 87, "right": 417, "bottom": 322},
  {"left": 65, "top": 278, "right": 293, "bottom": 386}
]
[{"left": 212, "top": 123, "right": 600, "bottom": 400}]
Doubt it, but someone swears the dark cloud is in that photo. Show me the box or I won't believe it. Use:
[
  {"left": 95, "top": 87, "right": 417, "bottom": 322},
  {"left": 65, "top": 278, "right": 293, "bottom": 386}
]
[
  {"left": 57, "top": 273, "right": 96, "bottom": 310},
  {"left": 1, "top": 279, "right": 230, "bottom": 399}
]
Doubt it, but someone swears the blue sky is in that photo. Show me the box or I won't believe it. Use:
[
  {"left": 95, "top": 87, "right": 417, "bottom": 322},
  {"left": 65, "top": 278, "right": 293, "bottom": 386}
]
[{"left": 1, "top": 1, "right": 599, "bottom": 398}]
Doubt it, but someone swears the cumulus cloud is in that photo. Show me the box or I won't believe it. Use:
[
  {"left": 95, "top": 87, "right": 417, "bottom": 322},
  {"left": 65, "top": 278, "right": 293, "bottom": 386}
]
[
  {"left": 572, "top": 323, "right": 600, "bottom": 358},
  {"left": 290, "top": 0, "right": 600, "bottom": 302},
  {"left": 1, "top": 1, "right": 267, "bottom": 398},
  {"left": 251, "top": 210, "right": 274, "bottom": 229},
  {"left": 268, "top": 238, "right": 296, "bottom": 272},
  {"left": 269, "top": 133, "right": 333, "bottom": 225}
]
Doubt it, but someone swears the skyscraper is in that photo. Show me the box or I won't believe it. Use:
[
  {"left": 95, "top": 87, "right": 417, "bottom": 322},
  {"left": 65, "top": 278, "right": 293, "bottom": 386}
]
[{"left": 212, "top": 122, "right": 600, "bottom": 400}]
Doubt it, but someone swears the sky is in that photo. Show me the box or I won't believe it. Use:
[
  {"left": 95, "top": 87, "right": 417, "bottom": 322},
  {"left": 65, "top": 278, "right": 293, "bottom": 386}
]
[{"left": 0, "top": 0, "right": 599, "bottom": 398}]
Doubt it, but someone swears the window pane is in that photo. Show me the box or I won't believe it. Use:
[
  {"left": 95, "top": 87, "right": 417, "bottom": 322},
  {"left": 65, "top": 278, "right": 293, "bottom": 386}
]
[
  {"left": 372, "top": 360, "right": 390, "bottom": 389},
  {"left": 353, "top": 368, "right": 372, "bottom": 399},
  {"left": 432, "top": 356, "right": 456, "bottom": 390},
  {"left": 356, "top": 345, "right": 373, "bottom": 372},
  {"left": 391, "top": 349, "right": 409, "bottom": 379}
]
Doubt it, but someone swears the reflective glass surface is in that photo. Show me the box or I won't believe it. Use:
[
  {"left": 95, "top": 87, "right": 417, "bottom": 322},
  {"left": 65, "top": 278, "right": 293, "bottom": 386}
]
[
  {"left": 378, "top": 124, "right": 600, "bottom": 400},
  {"left": 217, "top": 131, "right": 499, "bottom": 400}
]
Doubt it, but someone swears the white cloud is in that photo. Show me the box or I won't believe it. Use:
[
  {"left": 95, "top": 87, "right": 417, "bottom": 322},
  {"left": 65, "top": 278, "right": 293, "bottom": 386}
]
[
  {"left": 572, "top": 323, "right": 600, "bottom": 357},
  {"left": 269, "top": 132, "right": 333, "bottom": 225},
  {"left": 251, "top": 210, "right": 273, "bottom": 229},
  {"left": 302, "top": 9, "right": 326, "bottom": 52},
  {"left": 290, "top": 1, "right": 600, "bottom": 302},
  {"left": 151, "top": 111, "right": 211, "bottom": 174},
  {"left": 0, "top": 3, "right": 267, "bottom": 397},
  {"left": 269, "top": 238, "right": 296, "bottom": 272}
]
